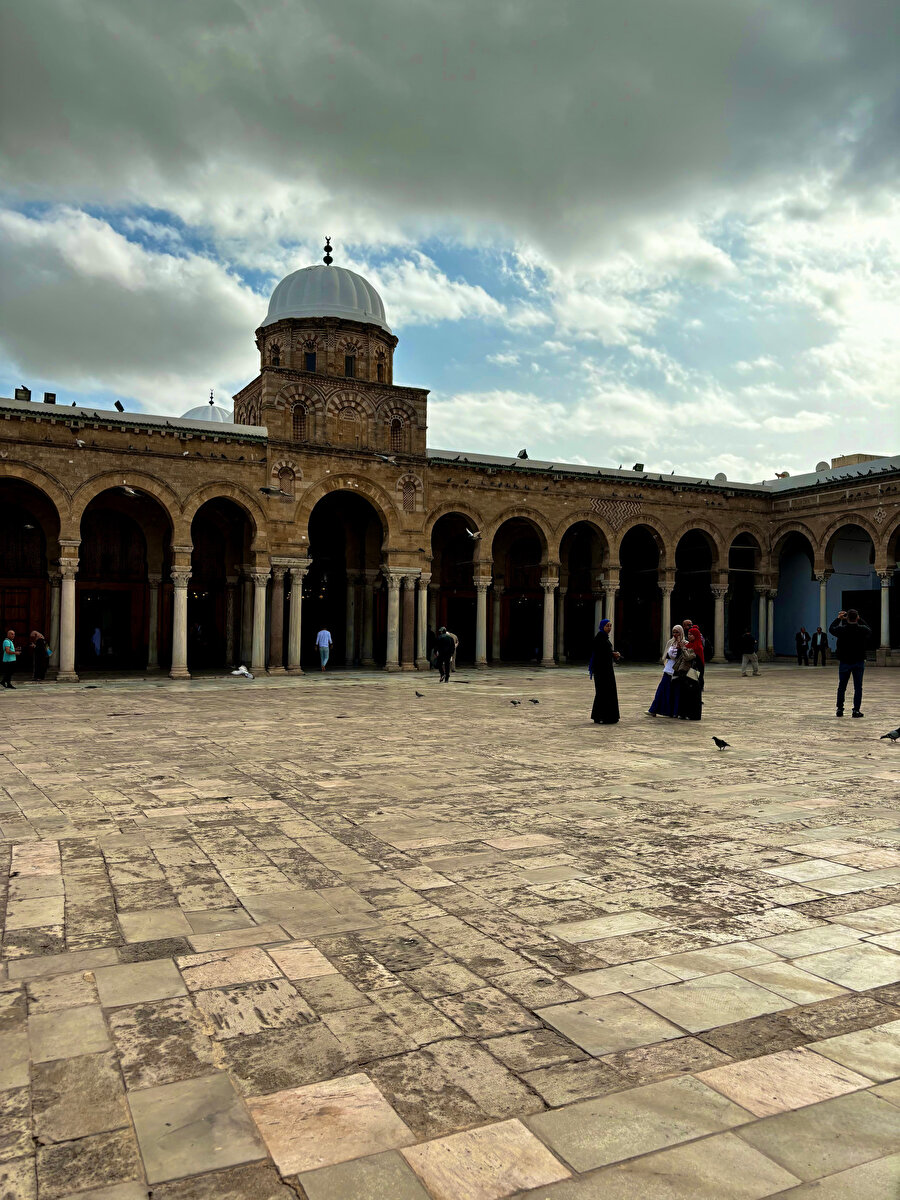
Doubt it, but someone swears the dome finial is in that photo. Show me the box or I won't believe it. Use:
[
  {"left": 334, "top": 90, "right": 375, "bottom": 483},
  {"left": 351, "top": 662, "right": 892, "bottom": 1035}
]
[
  {"left": 209, "top": 388, "right": 214, "bottom": 407},
  {"left": 323, "top": 236, "right": 333, "bottom": 266}
]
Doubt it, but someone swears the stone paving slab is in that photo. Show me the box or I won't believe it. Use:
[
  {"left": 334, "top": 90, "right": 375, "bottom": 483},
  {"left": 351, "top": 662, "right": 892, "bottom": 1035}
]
[{"left": 1, "top": 664, "right": 899, "bottom": 1196}]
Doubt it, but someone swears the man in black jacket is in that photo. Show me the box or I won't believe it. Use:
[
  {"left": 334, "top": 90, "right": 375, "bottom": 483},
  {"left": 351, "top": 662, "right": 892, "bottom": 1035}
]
[
  {"left": 811, "top": 626, "right": 828, "bottom": 666},
  {"left": 828, "top": 609, "right": 871, "bottom": 718}
]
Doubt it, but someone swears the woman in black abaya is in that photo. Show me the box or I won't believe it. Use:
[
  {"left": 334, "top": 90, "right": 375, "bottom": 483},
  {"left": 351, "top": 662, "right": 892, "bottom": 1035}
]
[{"left": 589, "top": 617, "right": 620, "bottom": 724}]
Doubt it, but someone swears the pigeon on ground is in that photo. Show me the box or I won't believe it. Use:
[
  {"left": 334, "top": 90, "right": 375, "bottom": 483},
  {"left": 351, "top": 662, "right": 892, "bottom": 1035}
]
[
  {"left": 712, "top": 736, "right": 730, "bottom": 750},
  {"left": 231, "top": 665, "right": 254, "bottom": 679},
  {"left": 530, "top": 699, "right": 540, "bottom": 705},
  {"left": 880, "top": 727, "right": 900, "bottom": 742},
  {"left": 415, "top": 691, "right": 424, "bottom": 698},
  {"left": 510, "top": 700, "right": 521, "bottom": 706}
]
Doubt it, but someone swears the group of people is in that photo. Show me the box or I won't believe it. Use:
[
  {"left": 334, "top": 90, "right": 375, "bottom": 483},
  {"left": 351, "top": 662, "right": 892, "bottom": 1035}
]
[
  {"left": 588, "top": 607, "right": 874, "bottom": 725},
  {"left": 2, "top": 630, "right": 50, "bottom": 689},
  {"left": 589, "top": 616, "right": 706, "bottom": 725},
  {"left": 795, "top": 626, "right": 830, "bottom": 666}
]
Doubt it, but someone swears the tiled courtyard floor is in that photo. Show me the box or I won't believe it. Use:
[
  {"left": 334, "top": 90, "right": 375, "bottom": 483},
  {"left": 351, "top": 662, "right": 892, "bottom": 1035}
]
[{"left": 2, "top": 663, "right": 900, "bottom": 1200}]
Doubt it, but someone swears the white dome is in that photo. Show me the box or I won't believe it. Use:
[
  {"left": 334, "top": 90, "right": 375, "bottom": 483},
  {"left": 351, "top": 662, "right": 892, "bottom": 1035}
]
[
  {"left": 262, "top": 264, "right": 390, "bottom": 332},
  {"left": 181, "top": 402, "right": 233, "bottom": 423}
]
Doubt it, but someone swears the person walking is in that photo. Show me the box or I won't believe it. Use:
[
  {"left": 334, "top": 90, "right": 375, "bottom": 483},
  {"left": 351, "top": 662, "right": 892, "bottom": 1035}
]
[
  {"left": 447, "top": 628, "right": 459, "bottom": 672},
  {"left": 740, "top": 630, "right": 760, "bottom": 676},
  {"left": 829, "top": 608, "right": 871, "bottom": 718},
  {"left": 589, "top": 618, "right": 620, "bottom": 724},
  {"left": 434, "top": 626, "right": 455, "bottom": 682},
  {"left": 674, "top": 623, "right": 705, "bottom": 720},
  {"left": 30, "top": 631, "right": 49, "bottom": 682},
  {"left": 648, "top": 625, "right": 683, "bottom": 716},
  {"left": 811, "top": 626, "right": 828, "bottom": 666},
  {"left": 795, "top": 627, "right": 811, "bottom": 666},
  {"left": 2, "top": 630, "right": 21, "bottom": 689},
  {"left": 315, "top": 627, "right": 332, "bottom": 672}
]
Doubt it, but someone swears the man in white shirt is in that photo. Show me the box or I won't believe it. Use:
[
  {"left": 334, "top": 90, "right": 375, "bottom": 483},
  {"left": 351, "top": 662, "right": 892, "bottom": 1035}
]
[{"left": 316, "top": 628, "right": 332, "bottom": 672}]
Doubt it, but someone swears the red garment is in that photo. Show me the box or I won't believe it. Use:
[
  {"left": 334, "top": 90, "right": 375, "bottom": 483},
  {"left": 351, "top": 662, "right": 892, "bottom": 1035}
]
[{"left": 687, "top": 626, "right": 705, "bottom": 664}]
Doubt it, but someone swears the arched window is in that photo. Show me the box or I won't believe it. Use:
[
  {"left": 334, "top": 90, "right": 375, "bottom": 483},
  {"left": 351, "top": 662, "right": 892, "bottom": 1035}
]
[
  {"left": 339, "top": 407, "right": 359, "bottom": 444},
  {"left": 292, "top": 404, "right": 307, "bottom": 441},
  {"left": 390, "top": 417, "right": 404, "bottom": 454},
  {"left": 402, "top": 481, "right": 416, "bottom": 513},
  {"left": 269, "top": 342, "right": 281, "bottom": 367},
  {"left": 278, "top": 468, "right": 295, "bottom": 497},
  {"left": 377, "top": 360, "right": 385, "bottom": 383}
]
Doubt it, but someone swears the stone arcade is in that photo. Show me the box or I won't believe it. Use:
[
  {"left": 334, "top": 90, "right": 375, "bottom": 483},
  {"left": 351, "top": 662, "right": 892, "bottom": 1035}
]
[{"left": 1, "top": 247, "right": 898, "bottom": 680}]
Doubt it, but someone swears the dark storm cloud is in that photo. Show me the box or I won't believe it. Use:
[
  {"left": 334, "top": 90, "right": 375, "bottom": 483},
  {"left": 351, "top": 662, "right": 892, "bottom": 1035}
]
[{"left": 1, "top": 0, "right": 897, "bottom": 253}]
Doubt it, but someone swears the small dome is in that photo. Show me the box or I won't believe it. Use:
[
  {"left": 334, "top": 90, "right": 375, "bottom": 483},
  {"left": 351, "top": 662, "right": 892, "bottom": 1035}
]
[
  {"left": 262, "top": 264, "right": 390, "bottom": 332},
  {"left": 181, "top": 401, "right": 233, "bottom": 423}
]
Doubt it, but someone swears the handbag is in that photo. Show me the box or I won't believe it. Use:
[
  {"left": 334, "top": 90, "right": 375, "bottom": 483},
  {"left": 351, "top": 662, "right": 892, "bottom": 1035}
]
[
  {"left": 673, "top": 647, "right": 695, "bottom": 676},
  {"left": 686, "top": 666, "right": 701, "bottom": 683}
]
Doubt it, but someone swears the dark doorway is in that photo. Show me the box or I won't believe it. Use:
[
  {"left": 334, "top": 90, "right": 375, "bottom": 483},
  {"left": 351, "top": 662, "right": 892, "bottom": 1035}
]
[
  {"left": 78, "top": 589, "right": 138, "bottom": 669},
  {"left": 618, "top": 526, "right": 661, "bottom": 661}
]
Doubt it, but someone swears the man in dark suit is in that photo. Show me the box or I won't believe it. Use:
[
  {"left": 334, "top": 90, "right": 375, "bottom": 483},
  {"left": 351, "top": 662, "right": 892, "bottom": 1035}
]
[{"left": 811, "top": 626, "right": 828, "bottom": 666}]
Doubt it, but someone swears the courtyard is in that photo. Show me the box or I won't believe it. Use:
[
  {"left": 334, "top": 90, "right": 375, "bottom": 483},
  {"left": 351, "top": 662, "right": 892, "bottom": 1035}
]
[{"left": 1, "top": 662, "right": 899, "bottom": 1199}]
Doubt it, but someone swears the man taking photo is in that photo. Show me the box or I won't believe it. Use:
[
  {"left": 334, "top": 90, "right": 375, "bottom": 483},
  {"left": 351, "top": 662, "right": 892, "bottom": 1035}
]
[{"left": 828, "top": 609, "right": 871, "bottom": 718}]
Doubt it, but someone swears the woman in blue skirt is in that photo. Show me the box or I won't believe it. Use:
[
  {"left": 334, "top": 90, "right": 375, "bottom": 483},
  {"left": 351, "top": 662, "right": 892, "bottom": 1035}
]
[{"left": 648, "top": 624, "right": 684, "bottom": 717}]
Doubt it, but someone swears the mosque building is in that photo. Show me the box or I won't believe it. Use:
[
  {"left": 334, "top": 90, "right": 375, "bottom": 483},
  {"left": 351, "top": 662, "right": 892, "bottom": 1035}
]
[{"left": 1, "top": 240, "right": 898, "bottom": 680}]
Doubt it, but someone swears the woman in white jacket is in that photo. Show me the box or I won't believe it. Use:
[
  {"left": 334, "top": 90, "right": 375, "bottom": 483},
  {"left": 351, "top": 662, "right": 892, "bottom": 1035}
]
[{"left": 647, "top": 625, "right": 684, "bottom": 717}]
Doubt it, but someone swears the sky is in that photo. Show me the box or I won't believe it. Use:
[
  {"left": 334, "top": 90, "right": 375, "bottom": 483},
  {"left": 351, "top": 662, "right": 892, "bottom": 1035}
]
[{"left": 1, "top": 0, "right": 898, "bottom": 483}]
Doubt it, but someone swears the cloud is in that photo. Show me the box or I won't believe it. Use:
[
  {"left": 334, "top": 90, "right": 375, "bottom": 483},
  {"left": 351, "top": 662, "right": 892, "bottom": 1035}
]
[
  {"left": 487, "top": 352, "right": 520, "bottom": 366},
  {"left": 3, "top": 1, "right": 896, "bottom": 261},
  {"left": 0, "top": 208, "right": 260, "bottom": 412},
  {"left": 362, "top": 253, "right": 506, "bottom": 326}
]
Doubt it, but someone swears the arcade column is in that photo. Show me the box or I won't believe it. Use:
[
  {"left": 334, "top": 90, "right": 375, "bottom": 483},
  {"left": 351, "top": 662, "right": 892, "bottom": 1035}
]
[
  {"left": 540, "top": 576, "right": 557, "bottom": 668},
  {"left": 57, "top": 553, "right": 80, "bottom": 683},
  {"left": 268, "top": 564, "right": 287, "bottom": 674},
  {"left": 474, "top": 576, "right": 490, "bottom": 668},
  {"left": 416, "top": 572, "right": 431, "bottom": 669},
  {"left": 169, "top": 567, "right": 191, "bottom": 680}
]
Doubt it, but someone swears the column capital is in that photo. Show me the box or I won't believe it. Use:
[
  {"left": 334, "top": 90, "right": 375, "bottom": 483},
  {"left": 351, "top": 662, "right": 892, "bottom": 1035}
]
[
  {"left": 755, "top": 584, "right": 769, "bottom": 597},
  {"left": 226, "top": 574, "right": 239, "bottom": 586},
  {"left": 878, "top": 570, "right": 894, "bottom": 585},
  {"left": 147, "top": 574, "right": 162, "bottom": 587},
  {"left": 383, "top": 570, "right": 403, "bottom": 590},
  {"left": 401, "top": 573, "right": 419, "bottom": 590},
  {"left": 711, "top": 585, "right": 729, "bottom": 599},
  {"left": 171, "top": 567, "right": 191, "bottom": 588},
  {"left": 270, "top": 564, "right": 288, "bottom": 582},
  {"left": 539, "top": 576, "right": 557, "bottom": 592},
  {"left": 58, "top": 539, "right": 81, "bottom": 552},
  {"left": 59, "top": 558, "right": 79, "bottom": 581},
  {"left": 660, "top": 583, "right": 675, "bottom": 596},
  {"left": 815, "top": 570, "right": 832, "bottom": 583},
  {"left": 48, "top": 572, "right": 62, "bottom": 587},
  {"left": 250, "top": 570, "right": 269, "bottom": 587},
  {"left": 418, "top": 571, "right": 432, "bottom": 587},
  {"left": 473, "top": 576, "right": 492, "bottom": 592}
]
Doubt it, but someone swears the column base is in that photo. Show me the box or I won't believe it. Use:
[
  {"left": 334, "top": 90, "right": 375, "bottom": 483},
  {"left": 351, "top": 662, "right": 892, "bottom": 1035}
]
[
  {"left": 400, "top": 663, "right": 416, "bottom": 672},
  {"left": 415, "top": 657, "right": 429, "bottom": 670},
  {"left": 876, "top": 646, "right": 891, "bottom": 666},
  {"left": 362, "top": 658, "right": 377, "bottom": 668},
  {"left": 540, "top": 658, "right": 556, "bottom": 668},
  {"left": 711, "top": 655, "right": 726, "bottom": 664},
  {"left": 267, "top": 666, "right": 287, "bottom": 675},
  {"left": 286, "top": 665, "right": 304, "bottom": 675},
  {"left": 475, "top": 660, "right": 488, "bottom": 669},
  {"left": 385, "top": 663, "right": 402, "bottom": 672},
  {"left": 56, "top": 670, "right": 79, "bottom": 683},
  {"left": 169, "top": 667, "right": 191, "bottom": 680}
]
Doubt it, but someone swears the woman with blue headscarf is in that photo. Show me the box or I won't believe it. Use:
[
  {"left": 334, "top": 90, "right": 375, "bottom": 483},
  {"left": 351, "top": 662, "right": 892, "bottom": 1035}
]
[{"left": 588, "top": 617, "right": 620, "bottom": 724}]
